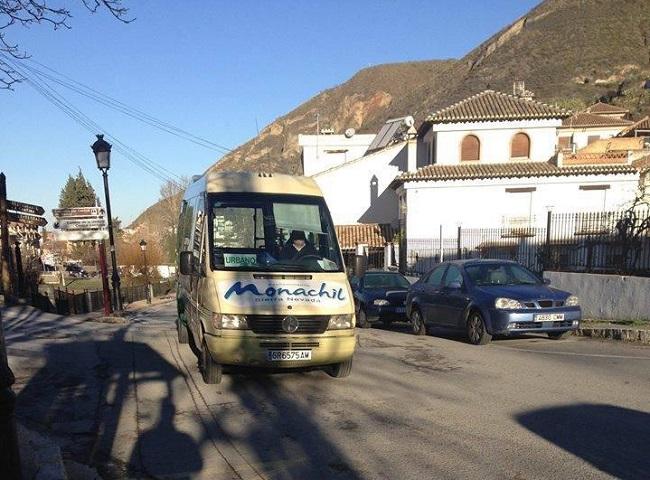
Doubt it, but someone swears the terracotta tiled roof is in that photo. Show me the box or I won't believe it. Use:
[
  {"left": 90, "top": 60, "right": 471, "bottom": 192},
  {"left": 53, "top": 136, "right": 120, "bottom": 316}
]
[
  {"left": 632, "top": 154, "right": 650, "bottom": 172},
  {"left": 562, "top": 152, "right": 629, "bottom": 165},
  {"left": 560, "top": 112, "right": 633, "bottom": 128},
  {"left": 335, "top": 224, "right": 395, "bottom": 249},
  {"left": 616, "top": 116, "right": 650, "bottom": 137},
  {"left": 427, "top": 90, "right": 570, "bottom": 123},
  {"left": 391, "top": 161, "right": 638, "bottom": 186},
  {"left": 578, "top": 137, "right": 646, "bottom": 154},
  {"left": 585, "top": 102, "right": 629, "bottom": 115}
]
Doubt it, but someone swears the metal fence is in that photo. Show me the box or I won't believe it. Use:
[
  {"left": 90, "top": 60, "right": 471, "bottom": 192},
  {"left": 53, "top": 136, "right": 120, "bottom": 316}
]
[
  {"left": 407, "top": 208, "right": 650, "bottom": 277},
  {"left": 47, "top": 280, "right": 176, "bottom": 315}
]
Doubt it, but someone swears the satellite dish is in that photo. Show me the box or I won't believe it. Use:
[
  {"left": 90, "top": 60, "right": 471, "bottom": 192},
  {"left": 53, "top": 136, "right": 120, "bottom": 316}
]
[
  {"left": 344, "top": 128, "right": 356, "bottom": 138},
  {"left": 403, "top": 116, "right": 415, "bottom": 127}
]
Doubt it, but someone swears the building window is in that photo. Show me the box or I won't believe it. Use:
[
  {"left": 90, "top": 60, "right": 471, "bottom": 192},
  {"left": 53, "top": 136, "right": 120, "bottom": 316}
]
[
  {"left": 558, "top": 136, "right": 571, "bottom": 150},
  {"left": 511, "top": 132, "right": 531, "bottom": 159},
  {"left": 460, "top": 135, "right": 480, "bottom": 161}
]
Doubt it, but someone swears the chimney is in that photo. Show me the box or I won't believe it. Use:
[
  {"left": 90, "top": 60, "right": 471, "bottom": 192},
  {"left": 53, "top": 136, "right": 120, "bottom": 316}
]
[{"left": 406, "top": 125, "right": 418, "bottom": 172}]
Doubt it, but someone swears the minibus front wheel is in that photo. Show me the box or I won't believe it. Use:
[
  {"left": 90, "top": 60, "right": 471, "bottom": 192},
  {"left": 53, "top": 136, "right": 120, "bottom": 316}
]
[
  {"left": 328, "top": 357, "right": 353, "bottom": 378},
  {"left": 177, "top": 319, "right": 189, "bottom": 344},
  {"left": 201, "top": 340, "right": 223, "bottom": 384}
]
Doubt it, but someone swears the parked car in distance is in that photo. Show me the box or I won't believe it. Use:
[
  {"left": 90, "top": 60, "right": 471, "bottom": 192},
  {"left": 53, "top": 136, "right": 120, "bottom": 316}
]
[
  {"left": 406, "top": 259, "right": 581, "bottom": 344},
  {"left": 351, "top": 271, "right": 411, "bottom": 328},
  {"left": 65, "top": 263, "right": 88, "bottom": 278}
]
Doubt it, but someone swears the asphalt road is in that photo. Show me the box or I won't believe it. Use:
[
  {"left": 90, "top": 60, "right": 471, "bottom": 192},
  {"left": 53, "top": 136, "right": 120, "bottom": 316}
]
[{"left": 9, "top": 301, "right": 650, "bottom": 479}]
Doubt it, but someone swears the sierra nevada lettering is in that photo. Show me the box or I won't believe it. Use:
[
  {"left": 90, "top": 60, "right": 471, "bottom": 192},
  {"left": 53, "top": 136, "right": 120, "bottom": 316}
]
[{"left": 221, "top": 281, "right": 347, "bottom": 306}]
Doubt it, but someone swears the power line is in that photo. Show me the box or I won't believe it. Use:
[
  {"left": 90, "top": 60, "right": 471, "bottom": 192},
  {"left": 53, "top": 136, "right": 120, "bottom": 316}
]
[
  {"left": 23, "top": 58, "right": 234, "bottom": 154},
  {"left": 1, "top": 54, "right": 184, "bottom": 187}
]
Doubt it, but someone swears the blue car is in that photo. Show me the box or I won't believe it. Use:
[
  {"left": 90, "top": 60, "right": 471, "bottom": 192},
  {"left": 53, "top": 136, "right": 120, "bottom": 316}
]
[
  {"left": 406, "top": 259, "right": 581, "bottom": 344},
  {"left": 351, "top": 271, "right": 411, "bottom": 328}
]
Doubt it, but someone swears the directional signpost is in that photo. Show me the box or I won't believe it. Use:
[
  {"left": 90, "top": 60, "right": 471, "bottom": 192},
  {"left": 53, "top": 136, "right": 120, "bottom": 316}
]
[
  {"left": 52, "top": 205, "right": 112, "bottom": 315},
  {"left": 53, "top": 206, "right": 108, "bottom": 241}
]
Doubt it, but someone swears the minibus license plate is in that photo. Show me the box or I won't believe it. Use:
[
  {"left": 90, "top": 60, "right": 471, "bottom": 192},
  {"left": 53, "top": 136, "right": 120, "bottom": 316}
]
[
  {"left": 534, "top": 313, "right": 564, "bottom": 322},
  {"left": 267, "top": 350, "right": 312, "bottom": 361}
]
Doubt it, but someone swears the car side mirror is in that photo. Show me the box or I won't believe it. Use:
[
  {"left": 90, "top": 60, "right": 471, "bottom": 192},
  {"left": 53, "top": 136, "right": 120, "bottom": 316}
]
[
  {"left": 543, "top": 278, "right": 551, "bottom": 285},
  {"left": 448, "top": 281, "right": 462, "bottom": 290},
  {"left": 179, "top": 251, "right": 194, "bottom": 275}
]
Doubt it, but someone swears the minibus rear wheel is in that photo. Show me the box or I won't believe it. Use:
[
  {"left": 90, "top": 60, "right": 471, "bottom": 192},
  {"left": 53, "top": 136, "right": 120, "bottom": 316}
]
[
  {"left": 201, "top": 340, "right": 223, "bottom": 384},
  {"left": 328, "top": 357, "right": 353, "bottom": 378}
]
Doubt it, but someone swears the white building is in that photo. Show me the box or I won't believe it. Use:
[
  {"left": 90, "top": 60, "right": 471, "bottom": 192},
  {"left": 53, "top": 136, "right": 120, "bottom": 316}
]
[
  {"left": 391, "top": 89, "right": 645, "bottom": 243},
  {"left": 299, "top": 131, "right": 376, "bottom": 177},
  {"left": 301, "top": 117, "right": 419, "bottom": 228},
  {"left": 297, "top": 88, "right": 649, "bottom": 268},
  {"left": 557, "top": 104, "right": 634, "bottom": 152}
]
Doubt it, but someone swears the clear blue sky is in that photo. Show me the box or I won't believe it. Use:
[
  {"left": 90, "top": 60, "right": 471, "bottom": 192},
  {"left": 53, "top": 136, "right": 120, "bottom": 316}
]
[{"left": 0, "top": 0, "right": 539, "bottom": 225}]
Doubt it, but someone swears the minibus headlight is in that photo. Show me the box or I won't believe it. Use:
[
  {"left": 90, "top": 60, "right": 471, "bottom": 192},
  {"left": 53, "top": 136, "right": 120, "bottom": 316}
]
[
  {"left": 328, "top": 314, "right": 354, "bottom": 330},
  {"left": 213, "top": 313, "right": 249, "bottom": 329}
]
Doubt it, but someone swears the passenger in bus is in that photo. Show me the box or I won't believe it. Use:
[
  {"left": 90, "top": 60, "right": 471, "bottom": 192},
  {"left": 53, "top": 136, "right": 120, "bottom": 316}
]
[{"left": 280, "top": 230, "right": 318, "bottom": 260}]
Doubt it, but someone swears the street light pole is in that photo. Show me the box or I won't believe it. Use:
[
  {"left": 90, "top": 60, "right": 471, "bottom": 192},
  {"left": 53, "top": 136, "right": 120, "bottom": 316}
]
[
  {"left": 92, "top": 135, "right": 122, "bottom": 312},
  {"left": 139, "top": 239, "right": 151, "bottom": 304}
]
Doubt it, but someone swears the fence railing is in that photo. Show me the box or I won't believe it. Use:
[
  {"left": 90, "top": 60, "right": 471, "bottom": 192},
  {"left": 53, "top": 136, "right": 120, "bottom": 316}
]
[
  {"left": 407, "top": 208, "right": 650, "bottom": 277},
  {"left": 43, "top": 280, "right": 176, "bottom": 315}
]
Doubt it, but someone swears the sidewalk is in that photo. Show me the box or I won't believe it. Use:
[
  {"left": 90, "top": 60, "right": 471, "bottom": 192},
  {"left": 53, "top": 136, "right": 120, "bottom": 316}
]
[{"left": 1, "top": 298, "right": 174, "bottom": 479}]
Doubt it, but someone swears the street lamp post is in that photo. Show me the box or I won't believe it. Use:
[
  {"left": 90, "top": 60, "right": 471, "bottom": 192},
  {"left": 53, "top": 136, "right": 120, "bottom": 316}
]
[
  {"left": 139, "top": 239, "right": 151, "bottom": 304},
  {"left": 92, "top": 134, "right": 122, "bottom": 312}
]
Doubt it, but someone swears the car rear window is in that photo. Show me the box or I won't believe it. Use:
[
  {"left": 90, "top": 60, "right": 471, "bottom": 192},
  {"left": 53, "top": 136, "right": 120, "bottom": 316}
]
[{"left": 364, "top": 274, "right": 410, "bottom": 289}]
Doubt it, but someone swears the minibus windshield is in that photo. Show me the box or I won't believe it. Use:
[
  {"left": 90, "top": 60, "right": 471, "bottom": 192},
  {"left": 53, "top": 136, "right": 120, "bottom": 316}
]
[{"left": 209, "top": 193, "right": 344, "bottom": 272}]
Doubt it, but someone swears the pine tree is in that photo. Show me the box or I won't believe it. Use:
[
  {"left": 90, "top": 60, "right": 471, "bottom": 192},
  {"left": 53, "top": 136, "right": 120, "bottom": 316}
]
[{"left": 58, "top": 169, "right": 98, "bottom": 208}]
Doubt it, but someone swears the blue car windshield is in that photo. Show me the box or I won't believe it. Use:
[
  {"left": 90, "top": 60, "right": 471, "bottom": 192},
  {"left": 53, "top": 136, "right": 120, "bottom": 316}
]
[
  {"left": 363, "top": 274, "right": 410, "bottom": 289},
  {"left": 465, "top": 263, "right": 540, "bottom": 286}
]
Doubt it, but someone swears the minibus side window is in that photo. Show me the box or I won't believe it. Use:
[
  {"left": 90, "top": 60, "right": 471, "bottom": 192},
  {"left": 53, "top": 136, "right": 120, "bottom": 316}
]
[
  {"left": 180, "top": 197, "right": 195, "bottom": 253},
  {"left": 191, "top": 196, "right": 205, "bottom": 272}
]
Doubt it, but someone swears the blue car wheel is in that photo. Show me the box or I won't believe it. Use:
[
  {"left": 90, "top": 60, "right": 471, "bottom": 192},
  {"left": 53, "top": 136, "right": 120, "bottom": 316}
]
[{"left": 466, "top": 310, "right": 492, "bottom": 345}]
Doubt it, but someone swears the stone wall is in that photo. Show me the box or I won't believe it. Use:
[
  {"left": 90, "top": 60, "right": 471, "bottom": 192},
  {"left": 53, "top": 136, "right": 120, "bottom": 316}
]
[{"left": 544, "top": 271, "right": 650, "bottom": 321}]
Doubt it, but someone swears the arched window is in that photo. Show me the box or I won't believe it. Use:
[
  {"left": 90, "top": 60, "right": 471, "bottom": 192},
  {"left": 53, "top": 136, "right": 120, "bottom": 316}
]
[
  {"left": 511, "top": 132, "right": 531, "bottom": 158},
  {"left": 460, "top": 135, "right": 480, "bottom": 161}
]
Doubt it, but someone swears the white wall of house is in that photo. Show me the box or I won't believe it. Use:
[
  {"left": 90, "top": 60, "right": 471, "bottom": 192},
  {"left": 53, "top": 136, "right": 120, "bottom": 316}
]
[
  {"left": 403, "top": 173, "right": 640, "bottom": 238},
  {"left": 299, "top": 133, "right": 376, "bottom": 177},
  {"left": 313, "top": 142, "right": 408, "bottom": 226},
  {"left": 431, "top": 118, "right": 562, "bottom": 165},
  {"left": 557, "top": 126, "right": 625, "bottom": 150}
]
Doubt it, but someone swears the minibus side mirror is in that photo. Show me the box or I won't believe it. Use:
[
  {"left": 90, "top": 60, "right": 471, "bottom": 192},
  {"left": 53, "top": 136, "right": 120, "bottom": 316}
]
[{"left": 179, "top": 251, "right": 194, "bottom": 275}]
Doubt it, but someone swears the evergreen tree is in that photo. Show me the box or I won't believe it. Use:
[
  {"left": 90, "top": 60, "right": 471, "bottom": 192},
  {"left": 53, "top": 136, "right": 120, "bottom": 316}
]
[{"left": 58, "top": 169, "right": 98, "bottom": 208}]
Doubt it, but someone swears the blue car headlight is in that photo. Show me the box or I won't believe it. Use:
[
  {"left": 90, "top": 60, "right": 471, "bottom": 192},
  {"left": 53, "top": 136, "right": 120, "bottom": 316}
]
[
  {"left": 495, "top": 297, "right": 524, "bottom": 309},
  {"left": 373, "top": 299, "right": 390, "bottom": 306},
  {"left": 565, "top": 295, "right": 580, "bottom": 307}
]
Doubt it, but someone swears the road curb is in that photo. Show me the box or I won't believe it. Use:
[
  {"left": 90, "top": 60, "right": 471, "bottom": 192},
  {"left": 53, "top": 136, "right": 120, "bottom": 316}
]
[{"left": 574, "top": 327, "right": 650, "bottom": 345}]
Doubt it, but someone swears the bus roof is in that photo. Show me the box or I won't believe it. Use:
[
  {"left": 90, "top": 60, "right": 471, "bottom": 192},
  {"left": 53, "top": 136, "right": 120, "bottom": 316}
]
[{"left": 199, "top": 171, "right": 324, "bottom": 197}]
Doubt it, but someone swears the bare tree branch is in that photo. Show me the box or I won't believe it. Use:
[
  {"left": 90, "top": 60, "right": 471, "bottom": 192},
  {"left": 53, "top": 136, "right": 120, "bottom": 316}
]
[{"left": 1, "top": 0, "right": 132, "bottom": 89}]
